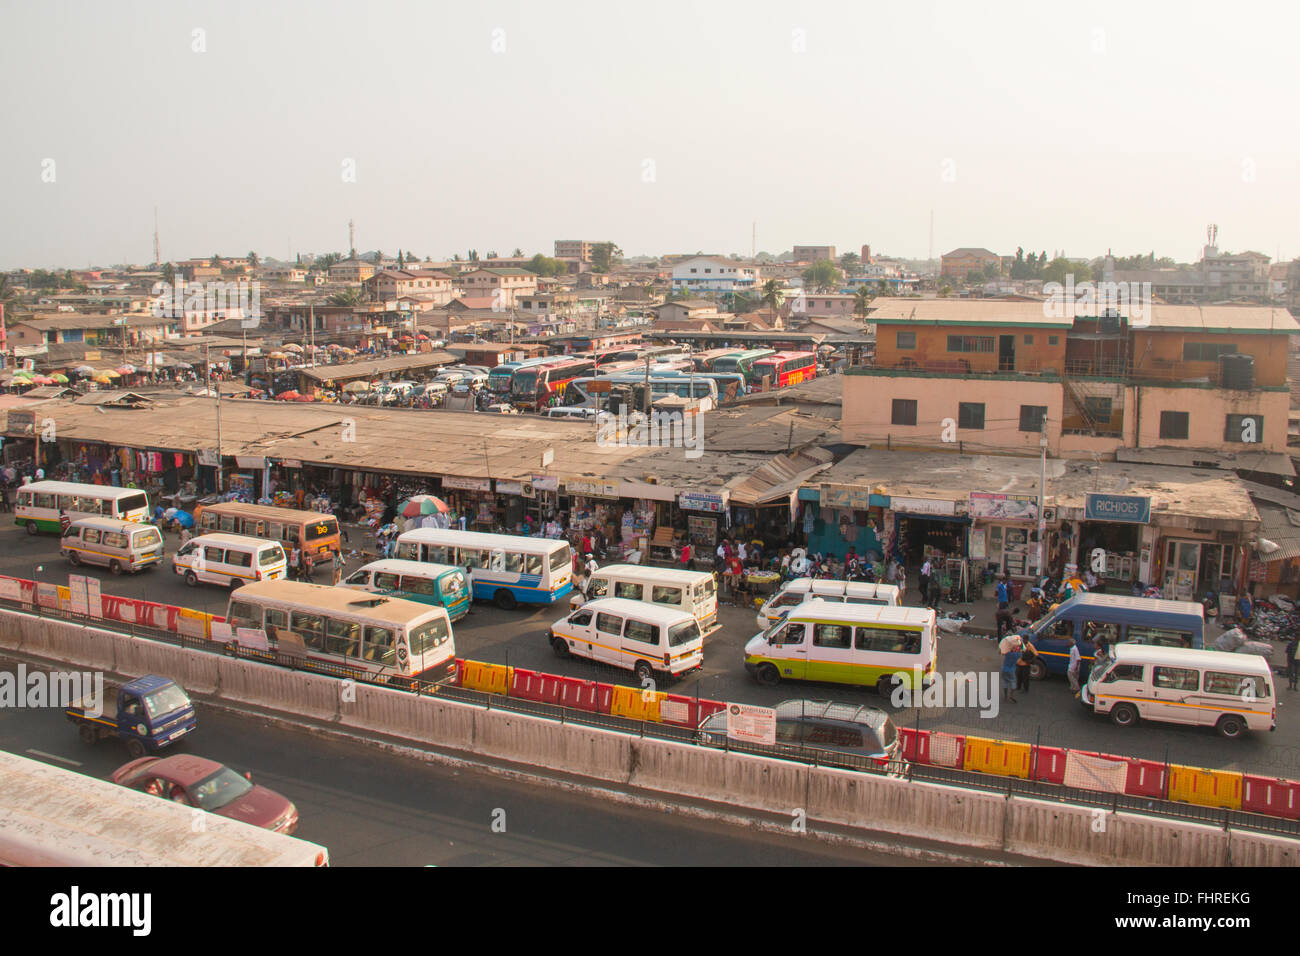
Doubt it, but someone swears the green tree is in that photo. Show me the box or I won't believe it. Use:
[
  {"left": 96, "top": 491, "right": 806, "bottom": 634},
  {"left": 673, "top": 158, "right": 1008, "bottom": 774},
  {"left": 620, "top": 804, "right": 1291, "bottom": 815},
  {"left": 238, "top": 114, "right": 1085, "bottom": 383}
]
[
  {"left": 0, "top": 274, "right": 18, "bottom": 313},
  {"left": 760, "top": 278, "right": 785, "bottom": 315},
  {"left": 1042, "top": 257, "right": 1092, "bottom": 286},
  {"left": 160, "top": 262, "right": 177, "bottom": 285},
  {"left": 209, "top": 254, "right": 221, "bottom": 267},
  {"left": 938, "top": 283, "right": 953, "bottom": 297},
  {"left": 801, "top": 259, "right": 842, "bottom": 292},
  {"left": 524, "top": 254, "right": 567, "bottom": 278},
  {"left": 397, "top": 249, "right": 404, "bottom": 268},
  {"left": 875, "top": 279, "right": 889, "bottom": 297},
  {"left": 247, "top": 251, "right": 259, "bottom": 268},
  {"left": 731, "top": 291, "right": 757, "bottom": 314},
  {"left": 468, "top": 250, "right": 479, "bottom": 263},
  {"left": 327, "top": 286, "right": 364, "bottom": 307},
  {"left": 512, "top": 247, "right": 523, "bottom": 257},
  {"left": 967, "top": 269, "right": 986, "bottom": 284},
  {"left": 853, "top": 285, "right": 872, "bottom": 320},
  {"left": 839, "top": 251, "right": 860, "bottom": 273},
  {"left": 591, "top": 242, "right": 622, "bottom": 273}
]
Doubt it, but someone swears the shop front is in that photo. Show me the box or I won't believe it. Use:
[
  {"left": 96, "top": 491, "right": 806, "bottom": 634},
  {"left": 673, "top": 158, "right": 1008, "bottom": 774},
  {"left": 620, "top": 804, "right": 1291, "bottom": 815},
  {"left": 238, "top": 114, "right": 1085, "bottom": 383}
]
[
  {"left": 678, "top": 491, "right": 728, "bottom": 568},
  {"left": 969, "top": 492, "right": 1040, "bottom": 582},
  {"left": 562, "top": 477, "right": 623, "bottom": 557},
  {"left": 440, "top": 475, "right": 495, "bottom": 530},
  {"left": 1077, "top": 493, "right": 1151, "bottom": 589},
  {"left": 1155, "top": 530, "right": 1241, "bottom": 603},
  {"left": 887, "top": 496, "right": 968, "bottom": 569},
  {"left": 804, "top": 483, "right": 885, "bottom": 561}
]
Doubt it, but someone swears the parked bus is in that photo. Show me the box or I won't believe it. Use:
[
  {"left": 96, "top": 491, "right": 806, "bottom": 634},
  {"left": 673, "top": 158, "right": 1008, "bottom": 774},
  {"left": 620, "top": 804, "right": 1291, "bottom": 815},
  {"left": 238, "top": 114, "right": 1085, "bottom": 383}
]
[
  {"left": 710, "top": 348, "right": 776, "bottom": 381},
  {"left": 0, "top": 749, "right": 329, "bottom": 867},
  {"left": 193, "top": 502, "right": 341, "bottom": 569},
  {"left": 562, "top": 375, "right": 719, "bottom": 407},
  {"left": 342, "top": 558, "right": 471, "bottom": 621},
  {"left": 570, "top": 564, "right": 719, "bottom": 634},
  {"left": 690, "top": 348, "right": 744, "bottom": 371},
  {"left": 395, "top": 528, "right": 572, "bottom": 609},
  {"left": 596, "top": 357, "right": 695, "bottom": 376},
  {"left": 511, "top": 357, "right": 597, "bottom": 410},
  {"left": 224, "top": 580, "right": 457, "bottom": 680},
  {"left": 609, "top": 345, "right": 686, "bottom": 363},
  {"left": 61, "top": 517, "right": 165, "bottom": 574},
  {"left": 487, "top": 355, "right": 556, "bottom": 394},
  {"left": 751, "top": 350, "right": 819, "bottom": 389},
  {"left": 14, "top": 481, "right": 149, "bottom": 534}
]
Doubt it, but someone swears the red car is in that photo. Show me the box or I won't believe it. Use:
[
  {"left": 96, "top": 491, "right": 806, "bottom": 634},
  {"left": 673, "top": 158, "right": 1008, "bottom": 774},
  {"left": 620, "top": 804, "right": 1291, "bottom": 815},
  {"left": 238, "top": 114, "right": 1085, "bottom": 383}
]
[{"left": 111, "top": 754, "right": 299, "bottom": 834}]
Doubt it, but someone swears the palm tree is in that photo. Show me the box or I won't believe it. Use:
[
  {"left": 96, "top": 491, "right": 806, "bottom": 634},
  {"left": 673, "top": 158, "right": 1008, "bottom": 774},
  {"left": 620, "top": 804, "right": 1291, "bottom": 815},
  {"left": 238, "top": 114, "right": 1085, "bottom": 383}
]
[
  {"left": 512, "top": 247, "right": 523, "bottom": 257},
  {"left": 161, "top": 262, "right": 177, "bottom": 285},
  {"left": 247, "top": 251, "right": 260, "bottom": 268},
  {"left": 0, "top": 274, "right": 18, "bottom": 314},
  {"left": 853, "top": 285, "right": 872, "bottom": 321},
  {"left": 938, "top": 284, "right": 953, "bottom": 298},
  {"left": 876, "top": 279, "right": 888, "bottom": 297},
  {"left": 760, "top": 278, "right": 785, "bottom": 320},
  {"left": 328, "top": 286, "right": 364, "bottom": 307}
]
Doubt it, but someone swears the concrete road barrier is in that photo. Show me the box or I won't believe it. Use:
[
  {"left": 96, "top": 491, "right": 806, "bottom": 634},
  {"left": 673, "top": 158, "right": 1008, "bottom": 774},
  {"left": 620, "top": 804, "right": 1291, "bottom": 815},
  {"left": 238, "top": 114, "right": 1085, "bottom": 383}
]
[
  {"left": 214, "top": 656, "right": 340, "bottom": 722},
  {"left": 472, "top": 708, "right": 630, "bottom": 786}
]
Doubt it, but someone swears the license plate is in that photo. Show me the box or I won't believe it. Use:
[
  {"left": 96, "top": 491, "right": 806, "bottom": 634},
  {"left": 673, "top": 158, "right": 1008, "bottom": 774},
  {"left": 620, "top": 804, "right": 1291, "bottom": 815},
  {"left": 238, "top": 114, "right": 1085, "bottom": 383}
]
[{"left": 169, "top": 728, "right": 188, "bottom": 741}]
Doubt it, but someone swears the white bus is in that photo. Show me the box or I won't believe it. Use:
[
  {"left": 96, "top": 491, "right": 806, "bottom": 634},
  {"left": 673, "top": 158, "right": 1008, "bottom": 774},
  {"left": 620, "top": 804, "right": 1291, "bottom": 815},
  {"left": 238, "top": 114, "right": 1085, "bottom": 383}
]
[
  {"left": 395, "top": 528, "right": 573, "bottom": 610},
  {"left": 223, "top": 580, "right": 456, "bottom": 681},
  {"left": 14, "top": 480, "right": 150, "bottom": 534},
  {"left": 0, "top": 749, "right": 329, "bottom": 866}
]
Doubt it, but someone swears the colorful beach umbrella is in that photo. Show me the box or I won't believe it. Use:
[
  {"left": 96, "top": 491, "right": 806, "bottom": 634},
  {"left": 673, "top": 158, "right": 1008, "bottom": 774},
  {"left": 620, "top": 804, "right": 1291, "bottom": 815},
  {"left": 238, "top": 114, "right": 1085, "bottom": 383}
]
[{"left": 399, "top": 495, "right": 450, "bottom": 519}]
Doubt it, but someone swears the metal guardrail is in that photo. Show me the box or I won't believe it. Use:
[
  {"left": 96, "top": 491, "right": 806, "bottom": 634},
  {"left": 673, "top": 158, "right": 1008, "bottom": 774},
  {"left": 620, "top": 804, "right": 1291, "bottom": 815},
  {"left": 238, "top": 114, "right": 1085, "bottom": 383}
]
[{"left": 4, "top": 595, "right": 1298, "bottom": 839}]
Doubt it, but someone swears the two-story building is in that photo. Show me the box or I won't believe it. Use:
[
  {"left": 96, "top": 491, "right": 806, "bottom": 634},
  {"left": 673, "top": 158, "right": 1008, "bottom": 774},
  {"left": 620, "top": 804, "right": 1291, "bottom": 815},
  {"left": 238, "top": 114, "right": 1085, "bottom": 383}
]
[
  {"left": 7, "top": 313, "right": 178, "bottom": 349},
  {"left": 457, "top": 268, "right": 538, "bottom": 308},
  {"left": 328, "top": 259, "right": 377, "bottom": 283},
  {"left": 940, "top": 248, "right": 1001, "bottom": 280},
  {"left": 363, "top": 269, "right": 456, "bottom": 305},
  {"left": 670, "top": 257, "right": 760, "bottom": 293}
]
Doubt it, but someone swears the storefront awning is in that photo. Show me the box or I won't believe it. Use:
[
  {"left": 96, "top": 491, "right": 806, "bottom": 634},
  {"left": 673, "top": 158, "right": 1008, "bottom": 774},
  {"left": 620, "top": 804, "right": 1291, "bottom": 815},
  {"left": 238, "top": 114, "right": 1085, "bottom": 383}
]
[
  {"left": 726, "top": 448, "right": 833, "bottom": 506},
  {"left": 1254, "top": 503, "right": 1300, "bottom": 562},
  {"left": 1115, "top": 447, "right": 1295, "bottom": 478}
]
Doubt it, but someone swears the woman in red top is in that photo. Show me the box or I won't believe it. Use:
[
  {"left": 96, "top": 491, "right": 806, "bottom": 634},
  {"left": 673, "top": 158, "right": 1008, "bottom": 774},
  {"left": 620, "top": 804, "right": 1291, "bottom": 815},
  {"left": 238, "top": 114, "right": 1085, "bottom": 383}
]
[{"left": 680, "top": 542, "right": 693, "bottom": 571}]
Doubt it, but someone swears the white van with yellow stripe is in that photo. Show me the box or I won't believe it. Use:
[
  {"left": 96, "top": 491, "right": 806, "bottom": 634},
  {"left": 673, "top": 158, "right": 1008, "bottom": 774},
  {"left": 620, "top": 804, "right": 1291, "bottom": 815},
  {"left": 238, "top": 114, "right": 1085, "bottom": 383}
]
[
  {"left": 548, "top": 597, "right": 704, "bottom": 683},
  {"left": 172, "top": 533, "right": 287, "bottom": 589},
  {"left": 61, "top": 517, "right": 164, "bottom": 574},
  {"left": 1082, "top": 644, "right": 1275, "bottom": 739}
]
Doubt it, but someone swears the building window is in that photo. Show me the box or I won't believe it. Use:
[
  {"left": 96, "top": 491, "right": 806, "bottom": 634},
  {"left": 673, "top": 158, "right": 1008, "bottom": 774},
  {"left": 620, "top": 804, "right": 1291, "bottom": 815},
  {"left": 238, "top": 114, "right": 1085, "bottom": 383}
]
[
  {"left": 1024, "top": 334, "right": 1034, "bottom": 345},
  {"left": 896, "top": 331, "right": 916, "bottom": 350},
  {"left": 1225, "top": 414, "right": 1263, "bottom": 443},
  {"left": 958, "top": 402, "right": 985, "bottom": 429},
  {"left": 1183, "top": 342, "right": 1237, "bottom": 362},
  {"left": 891, "top": 399, "right": 917, "bottom": 426},
  {"left": 1083, "top": 397, "right": 1112, "bottom": 422},
  {"left": 1019, "top": 405, "right": 1047, "bottom": 432},
  {"left": 947, "top": 335, "right": 995, "bottom": 354},
  {"left": 1048, "top": 335, "right": 1059, "bottom": 346},
  {"left": 1159, "top": 411, "right": 1189, "bottom": 440}
]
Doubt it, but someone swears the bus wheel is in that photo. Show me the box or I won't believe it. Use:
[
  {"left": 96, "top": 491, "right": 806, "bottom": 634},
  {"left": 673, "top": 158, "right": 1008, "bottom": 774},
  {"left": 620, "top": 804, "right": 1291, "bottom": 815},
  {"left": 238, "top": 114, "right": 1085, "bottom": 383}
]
[
  {"left": 633, "top": 660, "right": 654, "bottom": 684},
  {"left": 755, "top": 663, "right": 780, "bottom": 687},
  {"left": 125, "top": 738, "right": 146, "bottom": 759},
  {"left": 551, "top": 637, "right": 570, "bottom": 659},
  {"left": 229, "top": 577, "right": 243, "bottom": 589},
  {"left": 1216, "top": 714, "right": 1245, "bottom": 739},
  {"left": 494, "top": 589, "right": 518, "bottom": 611},
  {"left": 1029, "top": 659, "right": 1048, "bottom": 681},
  {"left": 109, "top": 560, "right": 123, "bottom": 575},
  {"left": 185, "top": 571, "right": 198, "bottom": 587},
  {"left": 25, "top": 521, "right": 38, "bottom": 535},
  {"left": 1110, "top": 703, "right": 1139, "bottom": 728},
  {"left": 78, "top": 723, "right": 98, "bottom": 746}
]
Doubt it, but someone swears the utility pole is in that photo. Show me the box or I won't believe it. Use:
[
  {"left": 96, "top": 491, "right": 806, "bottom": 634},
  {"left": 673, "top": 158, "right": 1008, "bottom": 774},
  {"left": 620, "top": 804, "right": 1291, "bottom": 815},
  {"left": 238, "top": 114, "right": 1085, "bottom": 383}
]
[
  {"left": 205, "top": 344, "right": 223, "bottom": 493},
  {"left": 1037, "top": 419, "right": 1048, "bottom": 577}
]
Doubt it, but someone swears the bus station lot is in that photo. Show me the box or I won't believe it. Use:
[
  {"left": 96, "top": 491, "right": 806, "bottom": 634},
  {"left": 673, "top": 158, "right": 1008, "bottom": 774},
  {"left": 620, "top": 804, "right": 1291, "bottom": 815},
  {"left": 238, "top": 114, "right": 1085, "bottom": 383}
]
[{"left": 1, "top": 520, "right": 1296, "bottom": 781}]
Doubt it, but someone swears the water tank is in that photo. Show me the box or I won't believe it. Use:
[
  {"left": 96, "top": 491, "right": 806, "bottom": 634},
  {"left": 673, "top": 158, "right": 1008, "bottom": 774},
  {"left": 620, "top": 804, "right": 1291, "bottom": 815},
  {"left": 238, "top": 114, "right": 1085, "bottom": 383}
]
[{"left": 1219, "top": 353, "right": 1255, "bottom": 390}]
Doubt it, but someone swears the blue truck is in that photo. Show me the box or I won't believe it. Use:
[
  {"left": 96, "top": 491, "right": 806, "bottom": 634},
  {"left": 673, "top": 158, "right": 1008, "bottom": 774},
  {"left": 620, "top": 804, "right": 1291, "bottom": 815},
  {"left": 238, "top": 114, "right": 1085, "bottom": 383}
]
[{"left": 65, "top": 675, "right": 197, "bottom": 758}]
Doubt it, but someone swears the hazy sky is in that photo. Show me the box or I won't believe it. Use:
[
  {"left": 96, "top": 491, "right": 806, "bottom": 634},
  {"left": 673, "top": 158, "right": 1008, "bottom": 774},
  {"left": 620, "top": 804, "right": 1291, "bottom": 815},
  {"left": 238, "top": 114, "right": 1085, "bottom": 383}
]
[{"left": 2, "top": 0, "right": 1298, "bottom": 270}]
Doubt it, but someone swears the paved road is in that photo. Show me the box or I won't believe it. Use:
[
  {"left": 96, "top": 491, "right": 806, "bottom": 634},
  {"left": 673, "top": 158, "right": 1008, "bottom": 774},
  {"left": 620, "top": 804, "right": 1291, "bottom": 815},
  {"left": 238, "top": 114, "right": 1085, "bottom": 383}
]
[
  {"left": 0, "top": 663, "right": 940, "bottom": 867},
  {"left": 1, "top": 520, "right": 1296, "bottom": 779}
]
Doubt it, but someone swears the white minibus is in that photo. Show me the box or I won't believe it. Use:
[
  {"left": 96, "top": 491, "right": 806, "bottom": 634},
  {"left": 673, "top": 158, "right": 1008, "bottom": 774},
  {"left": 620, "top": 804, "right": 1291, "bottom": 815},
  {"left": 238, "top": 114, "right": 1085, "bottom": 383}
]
[
  {"left": 395, "top": 528, "right": 572, "bottom": 609},
  {"left": 173, "top": 533, "right": 287, "bottom": 589},
  {"left": 16, "top": 480, "right": 150, "bottom": 534},
  {"left": 548, "top": 597, "right": 704, "bottom": 682},
  {"left": 1081, "top": 644, "right": 1275, "bottom": 739},
  {"left": 60, "top": 517, "right": 164, "bottom": 574},
  {"left": 756, "top": 578, "right": 901, "bottom": 630},
  {"left": 571, "top": 564, "right": 719, "bottom": 634}
]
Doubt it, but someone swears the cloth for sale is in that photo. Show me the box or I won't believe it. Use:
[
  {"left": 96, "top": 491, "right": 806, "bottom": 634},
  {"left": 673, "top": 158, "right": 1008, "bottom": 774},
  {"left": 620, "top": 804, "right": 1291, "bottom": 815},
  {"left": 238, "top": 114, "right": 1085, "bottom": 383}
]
[
  {"left": 1235, "top": 641, "right": 1274, "bottom": 658},
  {"left": 1214, "top": 628, "right": 1247, "bottom": 652}
]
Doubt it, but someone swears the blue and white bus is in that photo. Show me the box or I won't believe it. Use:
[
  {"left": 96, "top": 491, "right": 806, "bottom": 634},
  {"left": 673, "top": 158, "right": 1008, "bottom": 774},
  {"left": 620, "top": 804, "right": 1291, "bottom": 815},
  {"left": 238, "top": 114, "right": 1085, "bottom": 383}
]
[{"left": 395, "top": 528, "right": 573, "bottom": 610}]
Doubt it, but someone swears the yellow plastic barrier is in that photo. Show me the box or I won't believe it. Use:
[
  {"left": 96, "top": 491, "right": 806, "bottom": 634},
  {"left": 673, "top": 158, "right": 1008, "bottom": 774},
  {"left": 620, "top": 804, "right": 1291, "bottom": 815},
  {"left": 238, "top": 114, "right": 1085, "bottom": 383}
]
[
  {"left": 57, "top": 585, "right": 71, "bottom": 610},
  {"left": 962, "top": 735, "right": 1032, "bottom": 779},
  {"left": 177, "top": 608, "right": 211, "bottom": 640},
  {"left": 460, "top": 660, "right": 512, "bottom": 695},
  {"left": 1167, "top": 765, "right": 1243, "bottom": 810},
  {"left": 609, "top": 685, "right": 665, "bottom": 722}
]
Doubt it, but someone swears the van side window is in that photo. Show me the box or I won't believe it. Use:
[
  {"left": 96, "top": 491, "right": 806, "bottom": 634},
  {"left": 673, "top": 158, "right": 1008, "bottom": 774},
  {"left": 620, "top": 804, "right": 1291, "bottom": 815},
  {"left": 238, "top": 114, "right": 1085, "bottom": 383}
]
[
  {"left": 228, "top": 602, "right": 260, "bottom": 629},
  {"left": 200, "top": 512, "right": 217, "bottom": 529},
  {"left": 291, "top": 611, "right": 325, "bottom": 651},
  {"left": 1083, "top": 621, "right": 1119, "bottom": 645},
  {"left": 401, "top": 575, "right": 437, "bottom": 596},
  {"left": 1125, "top": 625, "right": 1193, "bottom": 648},
  {"left": 615, "top": 582, "right": 642, "bottom": 600},
  {"left": 1101, "top": 664, "right": 1144, "bottom": 683},
  {"left": 588, "top": 577, "right": 609, "bottom": 598},
  {"left": 624, "top": 619, "right": 657, "bottom": 644},
  {"left": 855, "top": 627, "right": 909, "bottom": 653},
  {"left": 595, "top": 613, "right": 623, "bottom": 636},
  {"left": 1048, "top": 618, "right": 1074, "bottom": 639},
  {"left": 1205, "top": 672, "right": 1268, "bottom": 698},
  {"left": 325, "top": 618, "right": 361, "bottom": 657},
  {"left": 488, "top": 551, "right": 506, "bottom": 572},
  {"left": 268, "top": 523, "right": 285, "bottom": 542},
  {"left": 1153, "top": 666, "right": 1199, "bottom": 691},
  {"left": 219, "top": 516, "right": 238, "bottom": 532},
  {"left": 103, "top": 532, "right": 126, "bottom": 547},
  {"left": 83, "top": 528, "right": 101, "bottom": 544},
  {"left": 502, "top": 552, "right": 523, "bottom": 573},
  {"left": 36, "top": 493, "right": 55, "bottom": 509},
  {"left": 772, "top": 621, "right": 806, "bottom": 645},
  {"left": 651, "top": 586, "right": 682, "bottom": 606},
  {"left": 375, "top": 572, "right": 400, "bottom": 591},
  {"left": 460, "top": 549, "right": 485, "bottom": 570},
  {"left": 814, "top": 623, "right": 852, "bottom": 649},
  {"left": 569, "top": 610, "right": 593, "bottom": 627},
  {"left": 363, "top": 626, "right": 396, "bottom": 664},
  {"left": 426, "top": 545, "right": 454, "bottom": 564},
  {"left": 345, "top": 570, "right": 369, "bottom": 585},
  {"left": 265, "top": 609, "right": 288, "bottom": 630},
  {"left": 204, "top": 547, "right": 226, "bottom": 564},
  {"left": 228, "top": 550, "right": 252, "bottom": 569},
  {"left": 524, "top": 553, "right": 543, "bottom": 575}
]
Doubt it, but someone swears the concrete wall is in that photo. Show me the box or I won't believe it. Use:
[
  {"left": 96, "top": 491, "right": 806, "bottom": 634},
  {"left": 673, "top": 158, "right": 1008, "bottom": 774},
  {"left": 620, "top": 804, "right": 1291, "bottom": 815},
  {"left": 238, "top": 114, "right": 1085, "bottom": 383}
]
[{"left": 4, "top": 608, "right": 1296, "bottom": 867}]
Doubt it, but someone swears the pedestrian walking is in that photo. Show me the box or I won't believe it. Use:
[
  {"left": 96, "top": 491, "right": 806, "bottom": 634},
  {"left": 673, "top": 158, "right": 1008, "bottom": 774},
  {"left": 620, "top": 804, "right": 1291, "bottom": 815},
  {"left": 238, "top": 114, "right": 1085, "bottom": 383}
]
[
  {"left": 999, "top": 634, "right": 1021, "bottom": 703},
  {"left": 1287, "top": 634, "right": 1300, "bottom": 691},
  {"left": 1067, "top": 641, "right": 1083, "bottom": 696},
  {"left": 919, "top": 557, "right": 933, "bottom": 606},
  {"left": 290, "top": 546, "right": 302, "bottom": 581},
  {"left": 926, "top": 571, "right": 942, "bottom": 611},
  {"left": 995, "top": 603, "right": 1018, "bottom": 640},
  {"left": 331, "top": 549, "right": 344, "bottom": 585},
  {"left": 680, "top": 541, "right": 694, "bottom": 572},
  {"left": 1016, "top": 638, "right": 1038, "bottom": 694},
  {"left": 59, "top": 509, "right": 70, "bottom": 535}
]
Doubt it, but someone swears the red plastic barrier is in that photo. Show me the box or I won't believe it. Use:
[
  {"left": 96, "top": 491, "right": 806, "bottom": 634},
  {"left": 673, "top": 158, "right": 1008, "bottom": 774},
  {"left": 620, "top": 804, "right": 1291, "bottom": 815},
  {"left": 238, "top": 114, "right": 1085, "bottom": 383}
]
[
  {"left": 1242, "top": 775, "right": 1300, "bottom": 820},
  {"left": 451, "top": 659, "right": 468, "bottom": 687},
  {"left": 899, "top": 727, "right": 931, "bottom": 764},
  {"left": 165, "top": 605, "right": 183, "bottom": 633},
  {"left": 658, "top": 694, "right": 704, "bottom": 728},
  {"left": 136, "top": 600, "right": 168, "bottom": 629},
  {"left": 100, "top": 594, "right": 139, "bottom": 624},
  {"left": 927, "top": 732, "right": 965, "bottom": 768},
  {"left": 595, "top": 682, "right": 614, "bottom": 714},
  {"left": 556, "top": 676, "right": 599, "bottom": 712},
  {"left": 1124, "top": 757, "right": 1169, "bottom": 799},
  {"left": 1031, "top": 746, "right": 1069, "bottom": 784},
  {"left": 697, "top": 699, "right": 727, "bottom": 722},
  {"left": 509, "top": 668, "right": 562, "bottom": 705}
]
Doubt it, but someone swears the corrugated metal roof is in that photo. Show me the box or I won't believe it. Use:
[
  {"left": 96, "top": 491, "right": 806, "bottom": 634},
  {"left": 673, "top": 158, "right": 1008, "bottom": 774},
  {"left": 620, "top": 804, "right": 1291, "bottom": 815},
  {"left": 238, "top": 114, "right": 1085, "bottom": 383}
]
[{"left": 1254, "top": 502, "right": 1300, "bottom": 561}]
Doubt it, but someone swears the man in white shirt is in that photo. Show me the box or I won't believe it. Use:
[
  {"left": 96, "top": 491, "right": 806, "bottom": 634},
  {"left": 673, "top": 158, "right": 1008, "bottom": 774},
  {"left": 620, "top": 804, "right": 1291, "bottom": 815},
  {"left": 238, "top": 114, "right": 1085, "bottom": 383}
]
[
  {"left": 737, "top": 541, "right": 748, "bottom": 565},
  {"left": 1068, "top": 643, "right": 1082, "bottom": 695},
  {"left": 919, "top": 559, "right": 933, "bottom": 605}
]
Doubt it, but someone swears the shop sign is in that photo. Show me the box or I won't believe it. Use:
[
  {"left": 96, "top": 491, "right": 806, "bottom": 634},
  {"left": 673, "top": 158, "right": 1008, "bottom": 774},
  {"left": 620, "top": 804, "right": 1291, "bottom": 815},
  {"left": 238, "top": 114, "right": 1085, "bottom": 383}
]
[
  {"left": 196, "top": 448, "right": 219, "bottom": 467},
  {"left": 1085, "top": 493, "right": 1150, "bottom": 524},
  {"left": 679, "top": 492, "right": 726, "bottom": 513},
  {"left": 564, "top": 477, "right": 619, "bottom": 499},
  {"left": 279, "top": 459, "right": 303, "bottom": 469},
  {"left": 235, "top": 456, "right": 266, "bottom": 469},
  {"left": 820, "top": 483, "right": 871, "bottom": 511},
  {"left": 890, "top": 496, "right": 956, "bottom": 517},
  {"left": 442, "top": 475, "right": 491, "bottom": 492},
  {"left": 969, "top": 492, "right": 1038, "bottom": 521},
  {"left": 494, "top": 479, "right": 523, "bottom": 495},
  {"left": 531, "top": 475, "right": 559, "bottom": 493}
]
